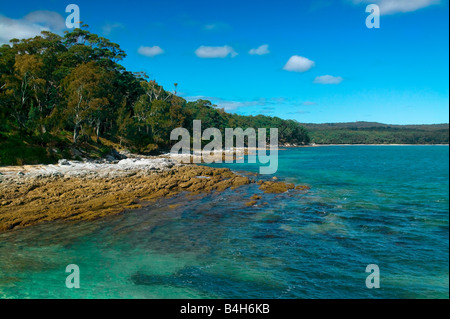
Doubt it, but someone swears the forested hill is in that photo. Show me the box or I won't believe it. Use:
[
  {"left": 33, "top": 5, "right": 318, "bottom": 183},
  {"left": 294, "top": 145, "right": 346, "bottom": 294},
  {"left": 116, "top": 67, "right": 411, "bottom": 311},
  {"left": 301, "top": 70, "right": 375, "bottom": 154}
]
[
  {"left": 301, "top": 122, "right": 449, "bottom": 144},
  {"left": 0, "top": 28, "right": 309, "bottom": 165}
]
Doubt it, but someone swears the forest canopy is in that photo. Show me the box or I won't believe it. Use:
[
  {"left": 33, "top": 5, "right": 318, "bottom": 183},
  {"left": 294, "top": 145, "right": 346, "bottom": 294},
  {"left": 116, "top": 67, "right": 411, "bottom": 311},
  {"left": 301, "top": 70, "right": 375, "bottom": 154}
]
[
  {"left": 0, "top": 28, "right": 309, "bottom": 165},
  {"left": 302, "top": 122, "right": 449, "bottom": 145}
]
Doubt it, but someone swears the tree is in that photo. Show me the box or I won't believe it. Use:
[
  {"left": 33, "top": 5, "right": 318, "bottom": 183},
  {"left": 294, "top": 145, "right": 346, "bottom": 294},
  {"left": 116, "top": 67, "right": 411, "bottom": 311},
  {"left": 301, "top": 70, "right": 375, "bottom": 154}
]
[
  {"left": 3, "top": 54, "right": 45, "bottom": 130},
  {"left": 133, "top": 93, "right": 152, "bottom": 134},
  {"left": 148, "top": 99, "right": 172, "bottom": 144},
  {"left": 63, "top": 62, "right": 110, "bottom": 143}
]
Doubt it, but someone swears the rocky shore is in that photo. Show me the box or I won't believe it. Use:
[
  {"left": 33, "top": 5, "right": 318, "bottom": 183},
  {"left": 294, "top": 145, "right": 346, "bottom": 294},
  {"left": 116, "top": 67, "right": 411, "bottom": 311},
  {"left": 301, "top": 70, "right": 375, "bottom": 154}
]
[{"left": 0, "top": 153, "right": 310, "bottom": 232}]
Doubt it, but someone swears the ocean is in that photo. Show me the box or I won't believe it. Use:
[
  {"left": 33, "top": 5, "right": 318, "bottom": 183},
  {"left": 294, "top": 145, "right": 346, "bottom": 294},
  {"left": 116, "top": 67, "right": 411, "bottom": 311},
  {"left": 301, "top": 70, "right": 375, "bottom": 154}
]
[{"left": 0, "top": 146, "right": 448, "bottom": 298}]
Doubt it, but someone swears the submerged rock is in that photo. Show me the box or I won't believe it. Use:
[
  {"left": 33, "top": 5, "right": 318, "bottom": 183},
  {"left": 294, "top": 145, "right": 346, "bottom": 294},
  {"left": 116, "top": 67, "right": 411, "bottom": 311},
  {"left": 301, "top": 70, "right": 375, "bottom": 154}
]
[
  {"left": 130, "top": 266, "right": 284, "bottom": 297},
  {"left": 258, "top": 181, "right": 287, "bottom": 193},
  {"left": 245, "top": 200, "right": 258, "bottom": 207}
]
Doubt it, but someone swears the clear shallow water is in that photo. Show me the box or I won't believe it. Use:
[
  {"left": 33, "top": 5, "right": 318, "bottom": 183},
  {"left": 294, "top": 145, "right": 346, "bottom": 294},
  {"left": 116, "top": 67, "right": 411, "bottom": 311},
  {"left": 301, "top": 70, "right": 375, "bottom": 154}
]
[{"left": 0, "top": 146, "right": 448, "bottom": 299}]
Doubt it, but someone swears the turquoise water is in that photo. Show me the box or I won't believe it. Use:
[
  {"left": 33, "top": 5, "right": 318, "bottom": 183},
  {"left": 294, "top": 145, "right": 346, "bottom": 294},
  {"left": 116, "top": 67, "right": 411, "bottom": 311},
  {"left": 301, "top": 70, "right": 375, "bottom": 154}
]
[{"left": 0, "top": 146, "right": 448, "bottom": 298}]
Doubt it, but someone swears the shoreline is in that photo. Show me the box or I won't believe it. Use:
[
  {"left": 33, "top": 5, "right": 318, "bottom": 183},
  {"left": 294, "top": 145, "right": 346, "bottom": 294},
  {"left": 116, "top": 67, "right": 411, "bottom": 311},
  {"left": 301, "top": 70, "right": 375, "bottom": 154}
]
[
  {"left": 0, "top": 153, "right": 308, "bottom": 232},
  {"left": 7, "top": 142, "right": 441, "bottom": 232},
  {"left": 284, "top": 143, "right": 449, "bottom": 147}
]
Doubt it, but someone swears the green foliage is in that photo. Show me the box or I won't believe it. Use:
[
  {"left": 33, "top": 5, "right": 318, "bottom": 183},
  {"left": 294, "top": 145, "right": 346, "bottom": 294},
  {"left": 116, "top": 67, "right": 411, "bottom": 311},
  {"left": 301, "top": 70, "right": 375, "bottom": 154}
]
[
  {"left": 0, "top": 131, "right": 68, "bottom": 165},
  {"left": 303, "top": 122, "right": 449, "bottom": 144},
  {"left": 0, "top": 27, "right": 310, "bottom": 164},
  {"left": 183, "top": 101, "right": 310, "bottom": 146}
]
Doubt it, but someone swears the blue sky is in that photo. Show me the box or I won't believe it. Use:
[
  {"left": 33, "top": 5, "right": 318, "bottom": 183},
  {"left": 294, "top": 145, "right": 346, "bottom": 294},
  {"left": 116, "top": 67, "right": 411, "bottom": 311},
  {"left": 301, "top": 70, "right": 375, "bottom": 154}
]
[{"left": 0, "top": 0, "right": 448, "bottom": 124}]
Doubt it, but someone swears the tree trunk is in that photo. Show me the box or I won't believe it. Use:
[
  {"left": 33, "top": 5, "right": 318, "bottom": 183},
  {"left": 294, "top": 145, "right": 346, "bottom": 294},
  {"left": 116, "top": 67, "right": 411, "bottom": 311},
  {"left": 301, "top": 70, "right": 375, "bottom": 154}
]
[
  {"left": 73, "top": 125, "right": 79, "bottom": 143},
  {"left": 96, "top": 121, "right": 100, "bottom": 142}
]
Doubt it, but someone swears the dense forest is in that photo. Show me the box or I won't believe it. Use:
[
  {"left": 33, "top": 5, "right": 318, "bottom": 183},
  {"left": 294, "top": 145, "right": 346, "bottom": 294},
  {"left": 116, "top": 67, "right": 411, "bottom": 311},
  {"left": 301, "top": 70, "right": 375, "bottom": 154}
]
[
  {"left": 0, "top": 27, "right": 309, "bottom": 165},
  {"left": 302, "top": 122, "right": 449, "bottom": 145}
]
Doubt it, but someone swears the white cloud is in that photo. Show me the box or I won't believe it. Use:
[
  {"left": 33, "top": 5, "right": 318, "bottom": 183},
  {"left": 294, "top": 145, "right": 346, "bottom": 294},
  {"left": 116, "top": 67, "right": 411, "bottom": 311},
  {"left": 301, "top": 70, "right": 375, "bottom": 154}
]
[
  {"left": 302, "top": 101, "right": 318, "bottom": 106},
  {"left": 138, "top": 45, "right": 164, "bottom": 57},
  {"left": 24, "top": 11, "right": 66, "bottom": 30},
  {"left": 195, "top": 45, "right": 237, "bottom": 58},
  {"left": 0, "top": 11, "right": 65, "bottom": 44},
  {"left": 352, "top": 0, "right": 440, "bottom": 14},
  {"left": 314, "top": 75, "right": 344, "bottom": 84},
  {"left": 283, "top": 55, "right": 315, "bottom": 72},
  {"left": 379, "top": 0, "right": 440, "bottom": 14},
  {"left": 249, "top": 44, "right": 270, "bottom": 55}
]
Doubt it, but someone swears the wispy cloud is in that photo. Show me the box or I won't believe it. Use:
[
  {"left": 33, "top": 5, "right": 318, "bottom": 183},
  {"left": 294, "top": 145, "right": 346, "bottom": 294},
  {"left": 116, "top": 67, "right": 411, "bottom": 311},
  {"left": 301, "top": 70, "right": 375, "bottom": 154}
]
[
  {"left": 138, "top": 45, "right": 164, "bottom": 57},
  {"left": 314, "top": 75, "right": 344, "bottom": 84},
  {"left": 183, "top": 95, "right": 218, "bottom": 102},
  {"left": 271, "top": 97, "right": 286, "bottom": 103},
  {"left": 184, "top": 95, "right": 270, "bottom": 111},
  {"left": 0, "top": 11, "right": 65, "bottom": 44},
  {"left": 351, "top": 0, "right": 441, "bottom": 14},
  {"left": 283, "top": 55, "right": 315, "bottom": 72},
  {"left": 249, "top": 44, "right": 270, "bottom": 55},
  {"left": 102, "top": 22, "right": 125, "bottom": 36},
  {"left": 177, "top": 13, "right": 200, "bottom": 27},
  {"left": 195, "top": 45, "right": 237, "bottom": 58},
  {"left": 203, "top": 22, "right": 231, "bottom": 32},
  {"left": 184, "top": 95, "right": 317, "bottom": 113},
  {"left": 287, "top": 110, "right": 312, "bottom": 115},
  {"left": 259, "top": 107, "right": 275, "bottom": 114},
  {"left": 218, "top": 100, "right": 262, "bottom": 111}
]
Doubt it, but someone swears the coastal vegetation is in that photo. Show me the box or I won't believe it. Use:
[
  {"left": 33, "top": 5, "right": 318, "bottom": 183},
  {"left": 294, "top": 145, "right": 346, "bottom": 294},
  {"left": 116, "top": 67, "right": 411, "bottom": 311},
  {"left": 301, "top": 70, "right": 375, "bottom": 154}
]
[
  {"left": 0, "top": 27, "right": 309, "bottom": 165},
  {"left": 303, "top": 122, "right": 449, "bottom": 145}
]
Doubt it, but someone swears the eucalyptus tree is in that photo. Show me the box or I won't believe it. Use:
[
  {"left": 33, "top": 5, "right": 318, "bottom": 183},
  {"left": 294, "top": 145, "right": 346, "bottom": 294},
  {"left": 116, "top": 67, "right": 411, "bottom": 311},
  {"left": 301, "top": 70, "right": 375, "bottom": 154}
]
[{"left": 63, "top": 62, "right": 111, "bottom": 143}]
